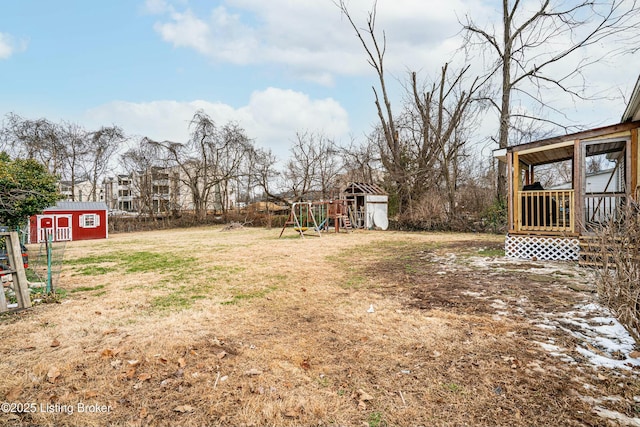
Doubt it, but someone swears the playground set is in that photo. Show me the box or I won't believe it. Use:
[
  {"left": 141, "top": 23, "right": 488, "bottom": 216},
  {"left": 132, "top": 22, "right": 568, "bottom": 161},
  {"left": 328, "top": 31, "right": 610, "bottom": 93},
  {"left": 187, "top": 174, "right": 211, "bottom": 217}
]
[
  {"left": 278, "top": 201, "right": 351, "bottom": 238},
  {"left": 279, "top": 183, "right": 389, "bottom": 238}
]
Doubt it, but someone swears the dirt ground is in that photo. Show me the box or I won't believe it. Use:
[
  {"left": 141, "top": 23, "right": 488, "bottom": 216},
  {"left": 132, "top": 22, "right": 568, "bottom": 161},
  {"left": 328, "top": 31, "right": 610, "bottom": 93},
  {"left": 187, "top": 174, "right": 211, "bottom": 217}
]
[{"left": 1, "top": 227, "right": 639, "bottom": 427}]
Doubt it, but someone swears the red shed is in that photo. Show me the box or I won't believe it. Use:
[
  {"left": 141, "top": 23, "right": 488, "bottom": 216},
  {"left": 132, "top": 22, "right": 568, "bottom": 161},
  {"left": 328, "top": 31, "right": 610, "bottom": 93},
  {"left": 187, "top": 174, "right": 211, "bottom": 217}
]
[{"left": 29, "top": 202, "right": 108, "bottom": 243}]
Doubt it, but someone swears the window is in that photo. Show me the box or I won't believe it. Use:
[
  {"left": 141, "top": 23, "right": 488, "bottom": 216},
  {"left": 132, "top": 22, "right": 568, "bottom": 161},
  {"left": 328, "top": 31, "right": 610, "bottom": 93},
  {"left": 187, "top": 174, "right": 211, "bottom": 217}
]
[{"left": 80, "top": 214, "right": 100, "bottom": 228}]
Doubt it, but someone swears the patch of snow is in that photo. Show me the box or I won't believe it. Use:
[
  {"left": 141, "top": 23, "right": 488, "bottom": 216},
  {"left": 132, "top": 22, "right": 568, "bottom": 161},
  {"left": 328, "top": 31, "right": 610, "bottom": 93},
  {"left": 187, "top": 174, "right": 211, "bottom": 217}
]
[
  {"left": 491, "top": 299, "right": 507, "bottom": 308},
  {"left": 578, "top": 303, "right": 601, "bottom": 311},
  {"left": 534, "top": 323, "right": 557, "bottom": 330},
  {"left": 455, "top": 252, "right": 637, "bottom": 373},
  {"left": 534, "top": 341, "right": 563, "bottom": 352},
  {"left": 592, "top": 324, "right": 637, "bottom": 353},
  {"left": 576, "top": 346, "right": 640, "bottom": 370},
  {"left": 461, "top": 291, "right": 483, "bottom": 297},
  {"left": 560, "top": 354, "right": 578, "bottom": 363},
  {"left": 594, "top": 406, "right": 640, "bottom": 427}
]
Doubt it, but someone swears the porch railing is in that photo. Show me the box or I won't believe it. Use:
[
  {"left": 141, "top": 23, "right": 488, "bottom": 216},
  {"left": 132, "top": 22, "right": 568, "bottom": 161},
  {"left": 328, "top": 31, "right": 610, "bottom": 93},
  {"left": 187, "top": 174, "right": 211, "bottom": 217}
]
[
  {"left": 584, "top": 192, "right": 626, "bottom": 230},
  {"left": 517, "top": 190, "right": 574, "bottom": 233}
]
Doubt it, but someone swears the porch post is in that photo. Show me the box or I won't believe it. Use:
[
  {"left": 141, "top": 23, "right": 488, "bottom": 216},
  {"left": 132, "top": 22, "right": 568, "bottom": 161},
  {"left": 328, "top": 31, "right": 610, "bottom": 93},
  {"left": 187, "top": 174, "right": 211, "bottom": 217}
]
[
  {"left": 513, "top": 152, "right": 520, "bottom": 232},
  {"left": 507, "top": 151, "right": 513, "bottom": 232},
  {"left": 631, "top": 128, "right": 638, "bottom": 201},
  {"left": 573, "top": 139, "right": 584, "bottom": 234}
]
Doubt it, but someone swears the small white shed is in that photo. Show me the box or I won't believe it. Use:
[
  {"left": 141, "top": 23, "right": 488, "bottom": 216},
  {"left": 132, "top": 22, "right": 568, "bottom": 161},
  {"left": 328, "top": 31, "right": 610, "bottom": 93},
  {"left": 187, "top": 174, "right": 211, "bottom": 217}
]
[{"left": 342, "top": 182, "right": 389, "bottom": 230}]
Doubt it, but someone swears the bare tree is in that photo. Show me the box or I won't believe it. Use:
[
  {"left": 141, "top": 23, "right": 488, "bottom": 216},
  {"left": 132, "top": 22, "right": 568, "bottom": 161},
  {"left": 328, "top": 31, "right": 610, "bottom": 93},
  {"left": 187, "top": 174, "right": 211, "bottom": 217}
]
[
  {"left": 339, "top": 1, "right": 487, "bottom": 222},
  {"left": 213, "top": 121, "right": 253, "bottom": 214},
  {"left": 121, "top": 140, "right": 163, "bottom": 215},
  {"left": 250, "top": 147, "right": 286, "bottom": 204},
  {"left": 339, "top": 135, "right": 382, "bottom": 185},
  {"left": 312, "top": 134, "right": 342, "bottom": 199},
  {"left": 84, "top": 126, "right": 126, "bottom": 201},
  {"left": 337, "top": 0, "right": 410, "bottom": 211},
  {"left": 463, "top": 0, "right": 640, "bottom": 199},
  {"left": 408, "top": 63, "right": 484, "bottom": 221},
  {"left": 58, "top": 121, "right": 90, "bottom": 201},
  {"left": 2, "top": 114, "right": 128, "bottom": 202},
  {"left": 144, "top": 111, "right": 252, "bottom": 220},
  {"left": 1, "top": 113, "right": 66, "bottom": 175},
  {"left": 284, "top": 131, "right": 342, "bottom": 201}
]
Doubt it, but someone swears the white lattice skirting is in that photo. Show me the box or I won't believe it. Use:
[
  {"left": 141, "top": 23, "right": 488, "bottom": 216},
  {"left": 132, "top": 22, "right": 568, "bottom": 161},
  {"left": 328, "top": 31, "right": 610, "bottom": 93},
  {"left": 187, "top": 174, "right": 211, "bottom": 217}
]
[{"left": 505, "top": 235, "right": 580, "bottom": 261}]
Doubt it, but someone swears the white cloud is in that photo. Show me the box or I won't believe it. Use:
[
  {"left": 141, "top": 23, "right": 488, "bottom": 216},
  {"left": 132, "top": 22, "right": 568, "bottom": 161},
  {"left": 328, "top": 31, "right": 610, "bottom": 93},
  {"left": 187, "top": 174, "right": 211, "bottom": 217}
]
[
  {"left": 0, "top": 32, "right": 27, "bottom": 59},
  {"left": 84, "top": 88, "right": 349, "bottom": 161},
  {"left": 149, "top": 0, "right": 489, "bottom": 84},
  {"left": 154, "top": 9, "right": 212, "bottom": 55},
  {"left": 143, "top": 0, "right": 170, "bottom": 14}
]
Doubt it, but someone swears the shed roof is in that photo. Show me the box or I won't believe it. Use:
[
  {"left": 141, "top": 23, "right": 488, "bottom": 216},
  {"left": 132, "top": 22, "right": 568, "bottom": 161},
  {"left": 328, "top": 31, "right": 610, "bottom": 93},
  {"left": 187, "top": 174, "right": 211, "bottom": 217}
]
[
  {"left": 342, "top": 182, "right": 386, "bottom": 195},
  {"left": 45, "top": 202, "right": 108, "bottom": 211}
]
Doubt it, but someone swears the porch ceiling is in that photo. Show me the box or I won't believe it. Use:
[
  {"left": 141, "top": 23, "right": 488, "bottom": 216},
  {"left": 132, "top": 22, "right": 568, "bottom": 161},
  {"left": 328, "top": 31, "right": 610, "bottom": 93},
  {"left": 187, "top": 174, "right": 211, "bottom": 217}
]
[
  {"left": 516, "top": 140, "right": 626, "bottom": 166},
  {"left": 508, "top": 120, "right": 640, "bottom": 166},
  {"left": 518, "top": 145, "right": 574, "bottom": 166}
]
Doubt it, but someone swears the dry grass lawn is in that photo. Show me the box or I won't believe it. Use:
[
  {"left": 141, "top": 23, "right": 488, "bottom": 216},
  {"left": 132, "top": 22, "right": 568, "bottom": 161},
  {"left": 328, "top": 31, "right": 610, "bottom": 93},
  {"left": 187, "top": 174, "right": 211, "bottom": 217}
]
[{"left": 1, "top": 226, "right": 639, "bottom": 427}]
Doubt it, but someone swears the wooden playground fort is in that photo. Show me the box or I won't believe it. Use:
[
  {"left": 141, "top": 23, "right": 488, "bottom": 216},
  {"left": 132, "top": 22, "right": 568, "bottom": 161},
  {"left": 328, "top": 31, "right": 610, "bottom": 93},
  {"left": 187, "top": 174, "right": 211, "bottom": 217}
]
[
  {"left": 279, "top": 183, "right": 389, "bottom": 238},
  {"left": 494, "top": 75, "right": 640, "bottom": 262}
]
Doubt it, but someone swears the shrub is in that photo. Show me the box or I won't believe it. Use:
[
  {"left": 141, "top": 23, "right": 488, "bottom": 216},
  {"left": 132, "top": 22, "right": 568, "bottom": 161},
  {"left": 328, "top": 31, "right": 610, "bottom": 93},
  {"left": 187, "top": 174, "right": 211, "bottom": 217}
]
[{"left": 594, "top": 204, "right": 640, "bottom": 341}]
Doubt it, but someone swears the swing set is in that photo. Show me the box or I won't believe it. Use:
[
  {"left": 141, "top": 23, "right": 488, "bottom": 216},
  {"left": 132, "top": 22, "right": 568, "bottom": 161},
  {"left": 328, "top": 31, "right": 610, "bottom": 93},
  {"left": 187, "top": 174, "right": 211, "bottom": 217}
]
[{"left": 278, "top": 202, "right": 321, "bottom": 238}]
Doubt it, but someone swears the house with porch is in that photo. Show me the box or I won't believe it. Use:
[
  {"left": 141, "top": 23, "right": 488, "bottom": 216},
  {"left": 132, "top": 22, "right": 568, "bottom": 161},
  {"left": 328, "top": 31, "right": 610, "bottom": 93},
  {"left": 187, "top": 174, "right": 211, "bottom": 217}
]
[{"left": 495, "top": 76, "right": 640, "bottom": 261}]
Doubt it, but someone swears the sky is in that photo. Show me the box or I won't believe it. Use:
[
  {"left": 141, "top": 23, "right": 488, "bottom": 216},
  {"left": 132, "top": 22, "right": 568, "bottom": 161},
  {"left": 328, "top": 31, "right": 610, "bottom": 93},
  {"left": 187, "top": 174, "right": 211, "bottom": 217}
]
[{"left": 1, "top": 0, "right": 639, "bottom": 166}]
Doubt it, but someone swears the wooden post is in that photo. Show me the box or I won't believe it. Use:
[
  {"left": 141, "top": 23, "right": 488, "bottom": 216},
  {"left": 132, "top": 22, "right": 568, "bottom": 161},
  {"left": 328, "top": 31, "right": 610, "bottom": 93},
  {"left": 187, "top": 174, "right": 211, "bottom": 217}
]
[
  {"left": 1, "top": 231, "right": 31, "bottom": 310},
  {"left": 573, "top": 140, "right": 584, "bottom": 234},
  {"left": 513, "top": 152, "right": 520, "bottom": 232},
  {"left": 631, "top": 128, "right": 638, "bottom": 201},
  {"left": 506, "top": 152, "right": 513, "bottom": 232},
  {"left": 529, "top": 164, "right": 535, "bottom": 185},
  {"left": 0, "top": 277, "right": 7, "bottom": 311}
]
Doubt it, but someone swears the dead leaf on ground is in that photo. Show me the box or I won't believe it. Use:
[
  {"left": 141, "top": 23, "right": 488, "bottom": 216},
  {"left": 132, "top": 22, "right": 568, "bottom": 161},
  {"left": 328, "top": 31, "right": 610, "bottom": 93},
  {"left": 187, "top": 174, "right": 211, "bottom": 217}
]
[
  {"left": 357, "top": 389, "right": 374, "bottom": 401},
  {"left": 284, "top": 407, "right": 302, "bottom": 418},
  {"left": 101, "top": 348, "right": 121, "bottom": 358},
  {"left": 126, "top": 367, "right": 137, "bottom": 380},
  {"left": 47, "top": 366, "right": 61, "bottom": 383},
  {"left": 137, "top": 373, "right": 152, "bottom": 381},
  {"left": 300, "top": 358, "right": 311, "bottom": 370},
  {"left": 174, "top": 405, "right": 195, "bottom": 413},
  {"left": 178, "top": 357, "right": 186, "bottom": 368},
  {"left": 5, "top": 385, "right": 22, "bottom": 401},
  {"left": 50, "top": 339, "right": 61, "bottom": 348},
  {"left": 140, "top": 407, "right": 148, "bottom": 418}
]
